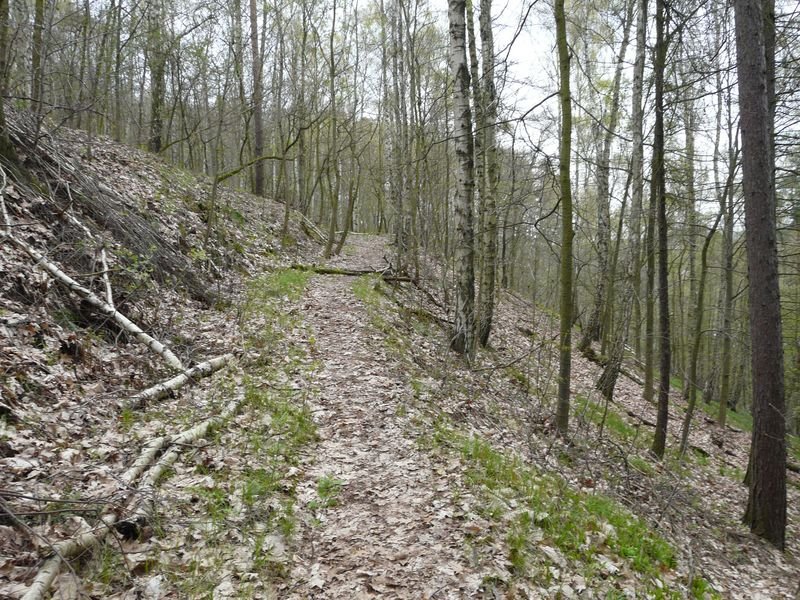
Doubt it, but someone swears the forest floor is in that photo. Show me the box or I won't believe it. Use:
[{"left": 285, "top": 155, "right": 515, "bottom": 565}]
[{"left": 1, "top": 123, "right": 799, "bottom": 599}]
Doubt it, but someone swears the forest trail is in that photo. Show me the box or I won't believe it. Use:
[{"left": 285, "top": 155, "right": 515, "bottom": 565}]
[{"left": 283, "top": 236, "right": 485, "bottom": 598}]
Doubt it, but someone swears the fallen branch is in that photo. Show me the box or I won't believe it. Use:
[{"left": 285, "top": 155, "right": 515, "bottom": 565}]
[
  {"left": 125, "top": 353, "right": 233, "bottom": 410},
  {"left": 296, "top": 213, "right": 327, "bottom": 244},
  {"left": 58, "top": 185, "right": 118, "bottom": 312},
  {"left": 626, "top": 410, "right": 657, "bottom": 428},
  {"left": 581, "top": 343, "right": 644, "bottom": 385},
  {"left": 0, "top": 232, "right": 183, "bottom": 371},
  {"left": 128, "top": 399, "right": 240, "bottom": 526},
  {"left": 290, "top": 263, "right": 413, "bottom": 282},
  {"left": 23, "top": 392, "right": 243, "bottom": 600},
  {"left": 21, "top": 436, "right": 169, "bottom": 600}
]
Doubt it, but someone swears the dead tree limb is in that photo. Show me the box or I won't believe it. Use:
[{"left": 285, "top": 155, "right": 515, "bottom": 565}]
[
  {"left": 290, "top": 263, "right": 412, "bottom": 282},
  {"left": 125, "top": 353, "right": 233, "bottom": 410},
  {"left": 0, "top": 231, "right": 184, "bottom": 371},
  {"left": 20, "top": 436, "right": 169, "bottom": 600},
  {"left": 627, "top": 410, "right": 657, "bottom": 428},
  {"left": 22, "top": 393, "right": 243, "bottom": 600},
  {"left": 296, "top": 212, "right": 327, "bottom": 244}
]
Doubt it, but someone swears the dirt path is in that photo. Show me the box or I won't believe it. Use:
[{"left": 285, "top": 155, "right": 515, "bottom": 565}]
[{"left": 281, "top": 237, "right": 485, "bottom": 598}]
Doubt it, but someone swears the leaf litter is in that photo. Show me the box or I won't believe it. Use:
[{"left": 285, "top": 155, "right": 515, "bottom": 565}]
[{"left": 0, "top": 123, "right": 797, "bottom": 599}]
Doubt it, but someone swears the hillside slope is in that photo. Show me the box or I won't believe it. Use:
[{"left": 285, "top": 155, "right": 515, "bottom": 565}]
[{"left": 1, "top": 121, "right": 798, "bottom": 599}]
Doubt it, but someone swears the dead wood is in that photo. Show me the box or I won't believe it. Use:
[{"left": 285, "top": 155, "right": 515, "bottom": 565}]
[
  {"left": 581, "top": 342, "right": 644, "bottom": 386},
  {"left": 128, "top": 399, "right": 241, "bottom": 526},
  {"left": 20, "top": 436, "right": 169, "bottom": 600},
  {"left": 21, "top": 393, "right": 243, "bottom": 600},
  {"left": 125, "top": 353, "right": 233, "bottom": 410},
  {"left": 290, "top": 263, "right": 413, "bottom": 282},
  {"left": 627, "top": 410, "right": 657, "bottom": 428},
  {"left": 5, "top": 109, "right": 213, "bottom": 303},
  {"left": 296, "top": 212, "right": 327, "bottom": 244},
  {"left": 1, "top": 231, "right": 184, "bottom": 371}
]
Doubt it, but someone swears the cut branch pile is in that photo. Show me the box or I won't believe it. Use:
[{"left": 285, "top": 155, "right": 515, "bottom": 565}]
[
  {"left": 5, "top": 108, "right": 213, "bottom": 303},
  {"left": 3, "top": 230, "right": 184, "bottom": 371},
  {"left": 1, "top": 169, "right": 184, "bottom": 371}
]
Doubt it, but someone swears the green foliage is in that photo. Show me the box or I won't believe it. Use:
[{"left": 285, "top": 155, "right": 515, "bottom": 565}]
[
  {"left": 351, "top": 275, "right": 410, "bottom": 357},
  {"left": 190, "top": 484, "right": 232, "bottom": 522},
  {"left": 576, "top": 395, "right": 637, "bottom": 442},
  {"left": 629, "top": 455, "right": 656, "bottom": 477},
  {"left": 428, "top": 420, "right": 676, "bottom": 587},
  {"left": 119, "top": 406, "right": 136, "bottom": 431},
  {"left": 309, "top": 474, "right": 343, "bottom": 511},
  {"left": 690, "top": 575, "right": 722, "bottom": 599},
  {"left": 352, "top": 274, "right": 383, "bottom": 306},
  {"left": 247, "top": 269, "right": 313, "bottom": 307}
]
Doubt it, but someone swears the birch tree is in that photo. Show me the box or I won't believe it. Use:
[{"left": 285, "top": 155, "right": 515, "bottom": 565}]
[
  {"left": 476, "top": 0, "right": 498, "bottom": 348},
  {"left": 448, "top": 0, "right": 475, "bottom": 356}
]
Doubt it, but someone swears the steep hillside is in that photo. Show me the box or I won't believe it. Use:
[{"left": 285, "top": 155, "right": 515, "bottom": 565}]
[{"left": 1, "top": 119, "right": 798, "bottom": 599}]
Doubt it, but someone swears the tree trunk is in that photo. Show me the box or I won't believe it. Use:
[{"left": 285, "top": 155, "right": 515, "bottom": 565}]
[
  {"left": 249, "top": 0, "right": 265, "bottom": 196},
  {"left": 679, "top": 210, "right": 723, "bottom": 455},
  {"left": 0, "top": 0, "right": 16, "bottom": 163},
  {"left": 681, "top": 86, "right": 698, "bottom": 398},
  {"left": 630, "top": 0, "right": 647, "bottom": 361},
  {"left": 147, "top": 1, "right": 167, "bottom": 153},
  {"left": 719, "top": 55, "right": 737, "bottom": 426},
  {"left": 448, "top": 0, "right": 475, "bottom": 356},
  {"left": 650, "top": 0, "right": 670, "bottom": 459},
  {"left": 31, "top": 0, "right": 46, "bottom": 109},
  {"left": 477, "top": 0, "right": 498, "bottom": 347},
  {"left": 579, "top": 0, "right": 633, "bottom": 353},
  {"left": 735, "top": 0, "right": 786, "bottom": 551},
  {"left": 555, "top": 0, "right": 574, "bottom": 436}
]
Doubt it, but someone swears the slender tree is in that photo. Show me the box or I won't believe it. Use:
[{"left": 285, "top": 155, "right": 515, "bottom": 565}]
[
  {"left": 650, "top": 0, "right": 669, "bottom": 458},
  {"left": 555, "top": 0, "right": 574, "bottom": 435},
  {"left": 146, "top": 0, "right": 168, "bottom": 153},
  {"left": 578, "top": 0, "right": 633, "bottom": 353},
  {"left": 630, "top": 0, "right": 647, "bottom": 360},
  {"left": 448, "top": 0, "right": 475, "bottom": 356},
  {"left": 249, "top": 0, "right": 265, "bottom": 196},
  {"left": 0, "top": 0, "right": 15, "bottom": 163},
  {"left": 477, "top": 0, "right": 498, "bottom": 347}
]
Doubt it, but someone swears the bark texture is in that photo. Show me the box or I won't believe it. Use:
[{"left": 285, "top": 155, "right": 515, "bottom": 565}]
[
  {"left": 555, "top": 0, "right": 574, "bottom": 435},
  {"left": 735, "top": 0, "right": 786, "bottom": 550},
  {"left": 448, "top": 0, "right": 476, "bottom": 356}
]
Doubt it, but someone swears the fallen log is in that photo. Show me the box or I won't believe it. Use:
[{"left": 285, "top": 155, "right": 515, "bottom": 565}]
[
  {"left": 626, "top": 410, "right": 657, "bottom": 428},
  {"left": 125, "top": 353, "right": 233, "bottom": 410},
  {"left": 127, "top": 399, "right": 240, "bottom": 526},
  {"left": 290, "top": 263, "right": 413, "bottom": 282}
]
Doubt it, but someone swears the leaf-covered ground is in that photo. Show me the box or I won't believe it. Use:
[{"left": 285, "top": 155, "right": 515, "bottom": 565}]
[{"left": 1, "top": 126, "right": 798, "bottom": 599}]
